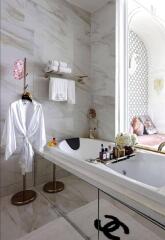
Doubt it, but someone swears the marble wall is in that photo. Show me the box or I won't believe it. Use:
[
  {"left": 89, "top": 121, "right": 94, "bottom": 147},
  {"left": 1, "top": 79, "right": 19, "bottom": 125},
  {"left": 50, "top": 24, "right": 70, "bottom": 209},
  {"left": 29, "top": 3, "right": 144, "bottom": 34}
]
[
  {"left": 90, "top": 0, "right": 116, "bottom": 141},
  {"left": 0, "top": 0, "right": 91, "bottom": 196},
  {"left": 0, "top": 0, "right": 116, "bottom": 196}
]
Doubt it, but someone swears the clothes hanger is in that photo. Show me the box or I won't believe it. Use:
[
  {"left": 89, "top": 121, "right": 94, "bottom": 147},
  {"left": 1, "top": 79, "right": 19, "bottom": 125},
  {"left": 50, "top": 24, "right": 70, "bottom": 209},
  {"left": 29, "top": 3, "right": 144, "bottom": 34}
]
[
  {"left": 22, "top": 90, "right": 32, "bottom": 102},
  {"left": 21, "top": 58, "right": 32, "bottom": 102},
  {"left": 22, "top": 83, "right": 32, "bottom": 102}
]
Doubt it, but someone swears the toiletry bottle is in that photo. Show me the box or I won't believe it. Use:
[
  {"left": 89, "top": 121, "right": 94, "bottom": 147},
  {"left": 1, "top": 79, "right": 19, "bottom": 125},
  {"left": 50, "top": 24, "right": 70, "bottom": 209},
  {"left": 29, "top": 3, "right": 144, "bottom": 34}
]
[
  {"left": 108, "top": 145, "right": 113, "bottom": 160},
  {"left": 113, "top": 147, "right": 118, "bottom": 158},
  {"left": 99, "top": 144, "right": 104, "bottom": 160},
  {"left": 102, "top": 148, "right": 107, "bottom": 160},
  {"left": 105, "top": 148, "right": 110, "bottom": 160},
  {"left": 101, "top": 144, "right": 104, "bottom": 151}
]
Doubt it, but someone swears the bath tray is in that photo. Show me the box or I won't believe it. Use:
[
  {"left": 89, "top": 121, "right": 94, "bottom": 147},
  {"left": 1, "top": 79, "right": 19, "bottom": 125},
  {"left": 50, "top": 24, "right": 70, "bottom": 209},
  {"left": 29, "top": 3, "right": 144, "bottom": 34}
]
[{"left": 85, "top": 154, "right": 136, "bottom": 165}]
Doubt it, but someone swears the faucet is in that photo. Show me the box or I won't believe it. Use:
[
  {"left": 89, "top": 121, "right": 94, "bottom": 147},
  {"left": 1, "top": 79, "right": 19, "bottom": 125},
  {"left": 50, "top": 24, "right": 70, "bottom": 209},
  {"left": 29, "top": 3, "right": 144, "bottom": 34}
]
[{"left": 158, "top": 142, "right": 165, "bottom": 152}]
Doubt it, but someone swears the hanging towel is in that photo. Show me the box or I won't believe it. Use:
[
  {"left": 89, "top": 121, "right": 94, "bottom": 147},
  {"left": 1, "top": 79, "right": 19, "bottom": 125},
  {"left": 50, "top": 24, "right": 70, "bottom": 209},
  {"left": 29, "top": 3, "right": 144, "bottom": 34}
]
[
  {"left": 49, "top": 60, "right": 59, "bottom": 66},
  {"left": 68, "top": 80, "right": 75, "bottom": 104},
  {"left": 45, "top": 60, "right": 60, "bottom": 73},
  {"left": 49, "top": 77, "right": 68, "bottom": 101},
  {"left": 45, "top": 65, "right": 58, "bottom": 73}
]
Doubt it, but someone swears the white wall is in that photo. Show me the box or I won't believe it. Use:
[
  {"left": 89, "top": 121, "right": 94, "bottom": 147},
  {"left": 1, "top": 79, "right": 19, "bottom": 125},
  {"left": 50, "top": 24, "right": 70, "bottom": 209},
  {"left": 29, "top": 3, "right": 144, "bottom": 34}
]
[{"left": 147, "top": 25, "right": 165, "bottom": 132}]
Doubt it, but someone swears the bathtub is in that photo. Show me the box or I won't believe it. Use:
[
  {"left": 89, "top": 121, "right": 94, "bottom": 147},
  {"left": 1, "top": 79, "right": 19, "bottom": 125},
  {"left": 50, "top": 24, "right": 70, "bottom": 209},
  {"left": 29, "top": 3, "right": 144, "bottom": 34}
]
[
  {"left": 59, "top": 138, "right": 165, "bottom": 187},
  {"left": 107, "top": 151, "right": 165, "bottom": 188},
  {"left": 58, "top": 138, "right": 114, "bottom": 160},
  {"left": 40, "top": 138, "right": 165, "bottom": 224}
]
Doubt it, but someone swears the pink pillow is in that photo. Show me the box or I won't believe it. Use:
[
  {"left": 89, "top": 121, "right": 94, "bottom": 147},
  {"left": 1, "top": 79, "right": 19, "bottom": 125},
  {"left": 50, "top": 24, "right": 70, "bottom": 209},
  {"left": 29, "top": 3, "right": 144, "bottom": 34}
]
[
  {"left": 131, "top": 117, "right": 144, "bottom": 136},
  {"left": 139, "top": 115, "right": 158, "bottom": 135}
]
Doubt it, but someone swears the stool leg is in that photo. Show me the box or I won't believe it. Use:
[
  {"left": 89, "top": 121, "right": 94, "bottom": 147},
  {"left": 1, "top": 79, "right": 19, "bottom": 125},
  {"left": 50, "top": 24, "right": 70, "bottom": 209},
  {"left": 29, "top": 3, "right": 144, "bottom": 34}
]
[
  {"left": 43, "top": 163, "right": 64, "bottom": 193},
  {"left": 11, "top": 174, "right": 37, "bottom": 206}
]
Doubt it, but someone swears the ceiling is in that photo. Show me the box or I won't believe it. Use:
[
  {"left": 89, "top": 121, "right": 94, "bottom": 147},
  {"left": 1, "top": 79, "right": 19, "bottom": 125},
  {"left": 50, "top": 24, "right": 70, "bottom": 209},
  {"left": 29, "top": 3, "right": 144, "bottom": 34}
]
[{"left": 66, "top": 0, "right": 110, "bottom": 13}]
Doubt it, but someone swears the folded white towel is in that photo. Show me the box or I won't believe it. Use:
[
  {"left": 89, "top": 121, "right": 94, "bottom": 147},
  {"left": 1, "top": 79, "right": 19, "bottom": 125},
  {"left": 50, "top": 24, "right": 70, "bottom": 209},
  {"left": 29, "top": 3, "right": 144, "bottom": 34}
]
[
  {"left": 59, "top": 66, "right": 72, "bottom": 74},
  {"left": 45, "top": 65, "right": 58, "bottom": 73},
  {"left": 48, "top": 60, "right": 59, "bottom": 66},
  {"left": 59, "top": 61, "right": 68, "bottom": 68},
  {"left": 68, "top": 80, "right": 75, "bottom": 104},
  {"left": 49, "top": 78, "right": 68, "bottom": 101}
]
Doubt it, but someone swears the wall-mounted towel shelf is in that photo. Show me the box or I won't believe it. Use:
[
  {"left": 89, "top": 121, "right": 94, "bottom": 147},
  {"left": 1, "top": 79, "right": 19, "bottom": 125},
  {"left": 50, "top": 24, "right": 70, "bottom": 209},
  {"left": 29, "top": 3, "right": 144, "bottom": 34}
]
[{"left": 45, "top": 71, "right": 88, "bottom": 83}]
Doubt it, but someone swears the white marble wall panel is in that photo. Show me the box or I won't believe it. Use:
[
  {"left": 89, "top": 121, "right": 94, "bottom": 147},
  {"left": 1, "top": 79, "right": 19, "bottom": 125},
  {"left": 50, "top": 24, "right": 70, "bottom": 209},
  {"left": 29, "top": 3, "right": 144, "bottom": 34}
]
[
  {"left": 90, "top": 0, "right": 116, "bottom": 141},
  {"left": 0, "top": 0, "right": 91, "bottom": 196},
  {"left": 0, "top": 0, "right": 116, "bottom": 196}
]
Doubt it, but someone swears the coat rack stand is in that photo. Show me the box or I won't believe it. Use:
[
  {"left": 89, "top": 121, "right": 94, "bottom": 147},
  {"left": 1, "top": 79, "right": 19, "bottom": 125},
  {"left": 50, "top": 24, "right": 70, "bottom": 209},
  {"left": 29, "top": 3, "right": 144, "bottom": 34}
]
[
  {"left": 11, "top": 174, "right": 37, "bottom": 206},
  {"left": 11, "top": 58, "right": 37, "bottom": 206},
  {"left": 43, "top": 163, "right": 64, "bottom": 193}
]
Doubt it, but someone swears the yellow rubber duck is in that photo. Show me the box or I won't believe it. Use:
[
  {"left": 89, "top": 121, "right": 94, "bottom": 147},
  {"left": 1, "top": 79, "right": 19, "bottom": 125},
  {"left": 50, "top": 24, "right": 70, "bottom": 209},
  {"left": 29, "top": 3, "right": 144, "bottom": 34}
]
[{"left": 47, "top": 137, "right": 57, "bottom": 147}]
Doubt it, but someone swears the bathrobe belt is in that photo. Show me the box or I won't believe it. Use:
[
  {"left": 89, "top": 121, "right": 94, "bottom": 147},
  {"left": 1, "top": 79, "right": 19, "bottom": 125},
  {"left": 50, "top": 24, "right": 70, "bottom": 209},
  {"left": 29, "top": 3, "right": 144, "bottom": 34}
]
[{"left": 21, "top": 135, "right": 34, "bottom": 173}]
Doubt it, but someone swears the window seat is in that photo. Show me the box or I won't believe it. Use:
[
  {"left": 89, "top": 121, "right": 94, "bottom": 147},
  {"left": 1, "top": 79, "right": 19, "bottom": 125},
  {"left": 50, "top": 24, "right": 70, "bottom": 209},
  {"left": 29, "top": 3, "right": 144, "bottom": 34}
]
[{"left": 137, "top": 133, "right": 165, "bottom": 148}]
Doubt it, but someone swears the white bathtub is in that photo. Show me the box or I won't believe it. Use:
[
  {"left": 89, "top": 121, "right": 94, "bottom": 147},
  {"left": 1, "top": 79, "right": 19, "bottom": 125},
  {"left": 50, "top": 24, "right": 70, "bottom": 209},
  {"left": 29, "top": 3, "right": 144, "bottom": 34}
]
[
  {"left": 58, "top": 138, "right": 113, "bottom": 160},
  {"left": 58, "top": 138, "right": 165, "bottom": 188},
  {"left": 41, "top": 138, "right": 165, "bottom": 224}
]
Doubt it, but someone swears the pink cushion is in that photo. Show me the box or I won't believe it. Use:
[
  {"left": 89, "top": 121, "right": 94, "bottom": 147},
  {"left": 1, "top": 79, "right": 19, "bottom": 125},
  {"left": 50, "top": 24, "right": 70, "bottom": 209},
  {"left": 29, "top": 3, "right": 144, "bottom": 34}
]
[
  {"left": 139, "top": 115, "right": 158, "bottom": 135},
  {"left": 131, "top": 117, "right": 144, "bottom": 136},
  {"left": 138, "top": 134, "right": 165, "bottom": 147}
]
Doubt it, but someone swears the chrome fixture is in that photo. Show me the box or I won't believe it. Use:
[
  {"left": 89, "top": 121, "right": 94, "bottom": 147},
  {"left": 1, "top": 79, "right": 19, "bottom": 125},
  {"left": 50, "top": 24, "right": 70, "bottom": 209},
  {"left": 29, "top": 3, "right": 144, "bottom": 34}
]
[{"left": 158, "top": 142, "right": 165, "bottom": 152}]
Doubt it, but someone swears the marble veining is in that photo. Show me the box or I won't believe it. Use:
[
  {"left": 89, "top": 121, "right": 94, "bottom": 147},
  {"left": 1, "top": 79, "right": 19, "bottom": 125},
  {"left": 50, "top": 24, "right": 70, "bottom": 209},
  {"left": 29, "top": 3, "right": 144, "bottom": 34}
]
[
  {"left": 36, "top": 175, "right": 97, "bottom": 214},
  {"left": 90, "top": 0, "right": 116, "bottom": 140},
  {"left": 18, "top": 217, "right": 85, "bottom": 240}
]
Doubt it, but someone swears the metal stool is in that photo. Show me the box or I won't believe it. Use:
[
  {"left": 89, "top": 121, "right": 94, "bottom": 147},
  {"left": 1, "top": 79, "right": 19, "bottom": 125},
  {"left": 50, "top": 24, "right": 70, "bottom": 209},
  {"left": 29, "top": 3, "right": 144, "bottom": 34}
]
[{"left": 43, "top": 163, "right": 64, "bottom": 193}]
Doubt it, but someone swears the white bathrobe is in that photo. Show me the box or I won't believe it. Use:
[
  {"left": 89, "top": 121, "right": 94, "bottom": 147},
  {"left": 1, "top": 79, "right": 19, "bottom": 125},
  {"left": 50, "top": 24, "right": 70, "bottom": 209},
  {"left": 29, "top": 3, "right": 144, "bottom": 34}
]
[{"left": 1, "top": 99, "right": 46, "bottom": 174}]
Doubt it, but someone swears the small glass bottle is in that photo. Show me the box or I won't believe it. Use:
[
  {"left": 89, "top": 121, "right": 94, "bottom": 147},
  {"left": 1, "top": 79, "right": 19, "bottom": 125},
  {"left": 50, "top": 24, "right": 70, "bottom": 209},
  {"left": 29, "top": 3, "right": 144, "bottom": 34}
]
[
  {"left": 105, "top": 148, "right": 110, "bottom": 160},
  {"left": 108, "top": 145, "right": 113, "bottom": 160},
  {"left": 102, "top": 149, "right": 107, "bottom": 160},
  {"left": 99, "top": 144, "right": 104, "bottom": 160}
]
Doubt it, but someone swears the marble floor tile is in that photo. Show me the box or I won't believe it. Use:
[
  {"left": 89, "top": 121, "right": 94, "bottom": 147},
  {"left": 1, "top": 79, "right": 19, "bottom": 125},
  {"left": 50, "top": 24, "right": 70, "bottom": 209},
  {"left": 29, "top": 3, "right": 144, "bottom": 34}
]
[
  {"left": 36, "top": 175, "right": 98, "bottom": 214},
  {"left": 17, "top": 217, "right": 85, "bottom": 240},
  {"left": 0, "top": 175, "right": 97, "bottom": 240},
  {"left": 0, "top": 189, "right": 59, "bottom": 240}
]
